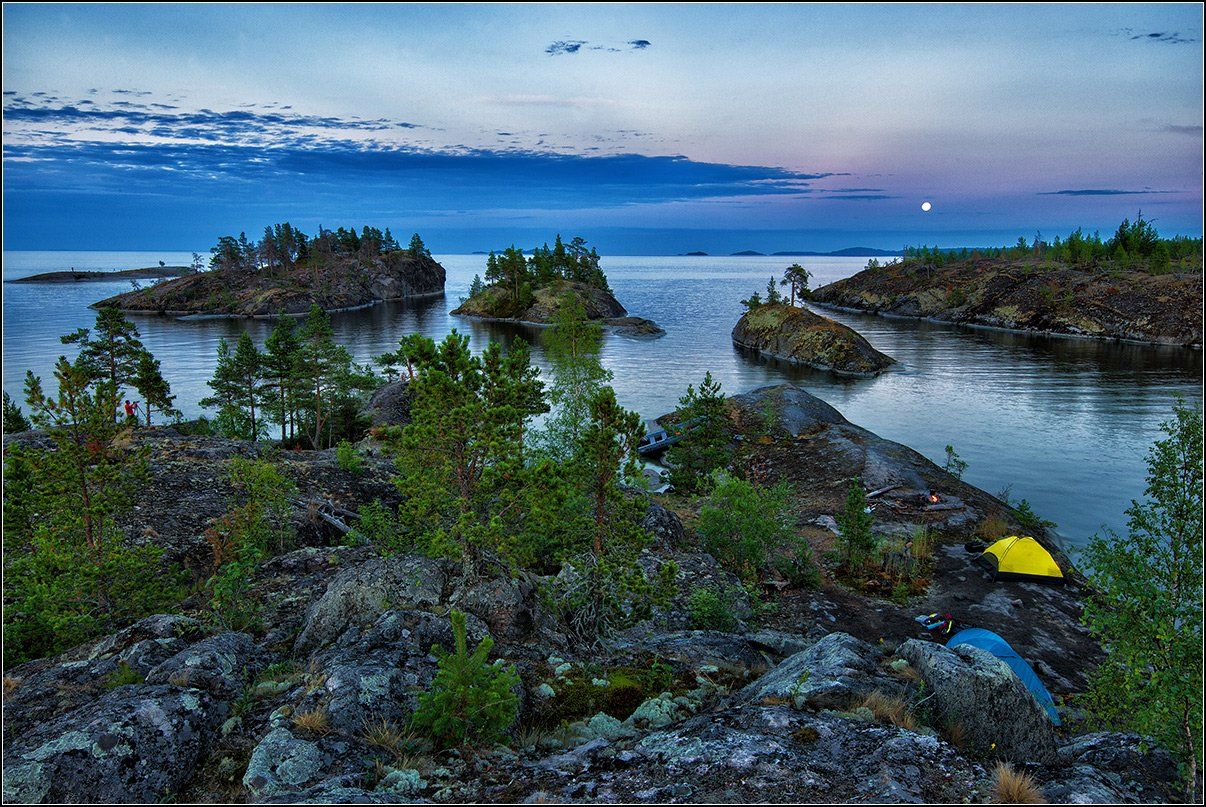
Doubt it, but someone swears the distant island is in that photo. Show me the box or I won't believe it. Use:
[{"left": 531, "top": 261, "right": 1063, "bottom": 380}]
[
  {"left": 811, "top": 216, "right": 1203, "bottom": 347},
  {"left": 10, "top": 265, "right": 191, "bottom": 284},
  {"left": 92, "top": 224, "right": 445, "bottom": 318},
  {"left": 716, "top": 248, "right": 901, "bottom": 258},
  {"left": 452, "top": 235, "right": 663, "bottom": 336}
]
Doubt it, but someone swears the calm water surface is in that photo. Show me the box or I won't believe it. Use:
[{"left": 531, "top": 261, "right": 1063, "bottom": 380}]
[{"left": 4, "top": 250, "right": 1201, "bottom": 556}]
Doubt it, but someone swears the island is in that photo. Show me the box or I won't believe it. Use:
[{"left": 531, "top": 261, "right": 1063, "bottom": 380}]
[
  {"left": 732, "top": 270, "right": 894, "bottom": 376},
  {"left": 91, "top": 224, "right": 445, "bottom": 318},
  {"left": 451, "top": 235, "right": 664, "bottom": 335},
  {"left": 10, "top": 266, "right": 191, "bottom": 283},
  {"left": 810, "top": 217, "right": 1203, "bottom": 347}
]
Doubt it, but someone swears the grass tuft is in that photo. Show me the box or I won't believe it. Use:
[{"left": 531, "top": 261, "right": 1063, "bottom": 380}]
[
  {"left": 292, "top": 706, "right": 331, "bottom": 736},
  {"left": 992, "top": 761, "right": 1045, "bottom": 804},
  {"left": 857, "top": 690, "right": 919, "bottom": 731}
]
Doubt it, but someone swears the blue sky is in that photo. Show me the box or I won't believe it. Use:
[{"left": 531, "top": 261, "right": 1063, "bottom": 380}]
[{"left": 2, "top": 3, "right": 1202, "bottom": 253}]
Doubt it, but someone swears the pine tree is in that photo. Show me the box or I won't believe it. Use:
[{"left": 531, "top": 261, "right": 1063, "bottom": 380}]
[
  {"left": 836, "top": 479, "right": 876, "bottom": 575},
  {"left": 780, "top": 263, "right": 812, "bottom": 305},
  {"left": 411, "top": 610, "right": 520, "bottom": 748},
  {"left": 668, "top": 372, "right": 730, "bottom": 492},
  {"left": 132, "top": 352, "right": 176, "bottom": 426},
  {"left": 3, "top": 391, "right": 31, "bottom": 433},
  {"left": 61, "top": 307, "right": 147, "bottom": 420},
  {"left": 577, "top": 387, "right": 643, "bottom": 556},
  {"left": 408, "top": 233, "right": 430, "bottom": 257},
  {"left": 263, "top": 317, "right": 302, "bottom": 441},
  {"left": 540, "top": 294, "right": 613, "bottom": 460}
]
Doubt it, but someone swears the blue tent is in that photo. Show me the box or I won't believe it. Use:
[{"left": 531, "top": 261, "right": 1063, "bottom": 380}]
[{"left": 946, "top": 628, "right": 1061, "bottom": 725}]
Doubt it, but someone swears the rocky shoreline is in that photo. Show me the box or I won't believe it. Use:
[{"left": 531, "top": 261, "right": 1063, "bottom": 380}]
[
  {"left": 810, "top": 259, "right": 1203, "bottom": 348},
  {"left": 2, "top": 383, "right": 1177, "bottom": 804},
  {"left": 731, "top": 302, "right": 894, "bottom": 376},
  {"left": 91, "top": 252, "right": 446, "bottom": 318}
]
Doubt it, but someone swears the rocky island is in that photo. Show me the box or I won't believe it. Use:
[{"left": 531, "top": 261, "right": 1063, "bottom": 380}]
[
  {"left": 92, "top": 225, "right": 445, "bottom": 318},
  {"left": 732, "top": 269, "right": 894, "bottom": 376},
  {"left": 10, "top": 265, "right": 191, "bottom": 284},
  {"left": 811, "top": 218, "right": 1203, "bottom": 347},
  {"left": 733, "top": 301, "right": 895, "bottom": 376},
  {"left": 451, "top": 235, "right": 664, "bottom": 336}
]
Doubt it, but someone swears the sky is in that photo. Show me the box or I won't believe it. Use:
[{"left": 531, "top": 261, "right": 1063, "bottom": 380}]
[{"left": 2, "top": 3, "right": 1203, "bottom": 254}]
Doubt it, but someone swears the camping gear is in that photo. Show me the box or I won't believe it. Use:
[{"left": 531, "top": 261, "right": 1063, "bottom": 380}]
[
  {"left": 977, "top": 535, "right": 1064, "bottom": 584},
  {"left": 915, "top": 612, "right": 959, "bottom": 636},
  {"left": 946, "top": 627, "right": 1061, "bottom": 725}
]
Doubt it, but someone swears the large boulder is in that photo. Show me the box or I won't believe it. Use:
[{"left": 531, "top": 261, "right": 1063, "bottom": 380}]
[
  {"left": 2, "top": 613, "right": 205, "bottom": 740},
  {"left": 364, "top": 379, "right": 412, "bottom": 427},
  {"left": 737, "top": 632, "right": 899, "bottom": 709},
  {"left": 896, "top": 638, "right": 1058, "bottom": 764},
  {"left": 641, "top": 502, "right": 684, "bottom": 550},
  {"left": 242, "top": 727, "right": 330, "bottom": 801},
  {"left": 2, "top": 684, "right": 223, "bottom": 803},
  {"left": 483, "top": 704, "right": 986, "bottom": 802},
  {"left": 293, "top": 553, "right": 449, "bottom": 654},
  {"left": 145, "top": 631, "right": 263, "bottom": 698},
  {"left": 297, "top": 609, "right": 489, "bottom": 736},
  {"left": 449, "top": 572, "right": 547, "bottom": 643}
]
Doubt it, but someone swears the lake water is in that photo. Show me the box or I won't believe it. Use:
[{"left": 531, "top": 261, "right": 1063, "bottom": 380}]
[{"left": 3, "top": 250, "right": 1202, "bottom": 556}]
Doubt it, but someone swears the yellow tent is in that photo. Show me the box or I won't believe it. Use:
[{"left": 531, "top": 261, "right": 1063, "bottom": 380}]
[{"left": 978, "top": 535, "right": 1064, "bottom": 584}]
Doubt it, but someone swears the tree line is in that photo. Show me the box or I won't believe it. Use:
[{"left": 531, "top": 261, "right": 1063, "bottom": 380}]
[
  {"left": 899, "top": 213, "right": 1202, "bottom": 274},
  {"left": 208, "top": 222, "right": 429, "bottom": 275},
  {"left": 468, "top": 234, "right": 609, "bottom": 310}
]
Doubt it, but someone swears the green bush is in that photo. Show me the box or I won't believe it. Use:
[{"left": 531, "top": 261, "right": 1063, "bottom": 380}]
[
  {"left": 335, "top": 440, "right": 363, "bottom": 474},
  {"left": 698, "top": 471, "right": 800, "bottom": 585},
  {"left": 687, "top": 588, "right": 736, "bottom": 631},
  {"left": 836, "top": 479, "right": 877, "bottom": 576},
  {"left": 411, "top": 611, "right": 520, "bottom": 748}
]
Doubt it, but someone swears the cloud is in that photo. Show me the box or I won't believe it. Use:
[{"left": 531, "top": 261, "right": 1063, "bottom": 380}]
[
  {"left": 1116, "top": 28, "right": 1197, "bottom": 44},
  {"left": 546, "top": 38, "right": 652, "bottom": 55},
  {"left": 546, "top": 40, "right": 586, "bottom": 55},
  {"left": 1038, "top": 188, "right": 1174, "bottom": 196},
  {"left": 1160, "top": 124, "right": 1203, "bottom": 136}
]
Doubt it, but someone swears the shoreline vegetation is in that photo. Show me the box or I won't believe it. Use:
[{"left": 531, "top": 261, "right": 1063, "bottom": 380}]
[
  {"left": 89, "top": 224, "right": 446, "bottom": 318},
  {"left": 811, "top": 215, "right": 1204, "bottom": 348},
  {"left": 451, "top": 234, "right": 664, "bottom": 335}
]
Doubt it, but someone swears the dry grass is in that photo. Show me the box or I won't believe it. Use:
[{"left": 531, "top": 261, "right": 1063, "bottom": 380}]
[
  {"left": 975, "top": 516, "right": 1010, "bottom": 542},
  {"left": 941, "top": 720, "right": 966, "bottom": 750},
  {"left": 992, "top": 761, "right": 1046, "bottom": 804},
  {"left": 3, "top": 676, "right": 21, "bottom": 698},
  {"left": 361, "top": 717, "right": 405, "bottom": 750},
  {"left": 911, "top": 526, "right": 935, "bottom": 561},
  {"left": 292, "top": 707, "right": 331, "bottom": 736},
  {"left": 857, "top": 690, "right": 919, "bottom": 731}
]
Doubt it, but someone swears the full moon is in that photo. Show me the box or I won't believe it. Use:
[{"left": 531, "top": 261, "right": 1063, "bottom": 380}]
[{"left": 921, "top": 201, "right": 932, "bottom": 212}]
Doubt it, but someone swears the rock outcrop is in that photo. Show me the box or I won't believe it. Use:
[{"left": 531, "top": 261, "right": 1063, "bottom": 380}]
[
  {"left": 92, "top": 251, "right": 446, "bottom": 318},
  {"left": 897, "top": 638, "right": 1059, "bottom": 764},
  {"left": 731, "top": 302, "right": 894, "bottom": 376},
  {"left": 1, "top": 386, "right": 1186, "bottom": 804},
  {"left": 811, "top": 259, "right": 1203, "bottom": 347}
]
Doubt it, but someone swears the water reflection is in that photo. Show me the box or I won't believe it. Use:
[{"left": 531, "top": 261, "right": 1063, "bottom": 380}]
[{"left": 2, "top": 250, "right": 1200, "bottom": 554}]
